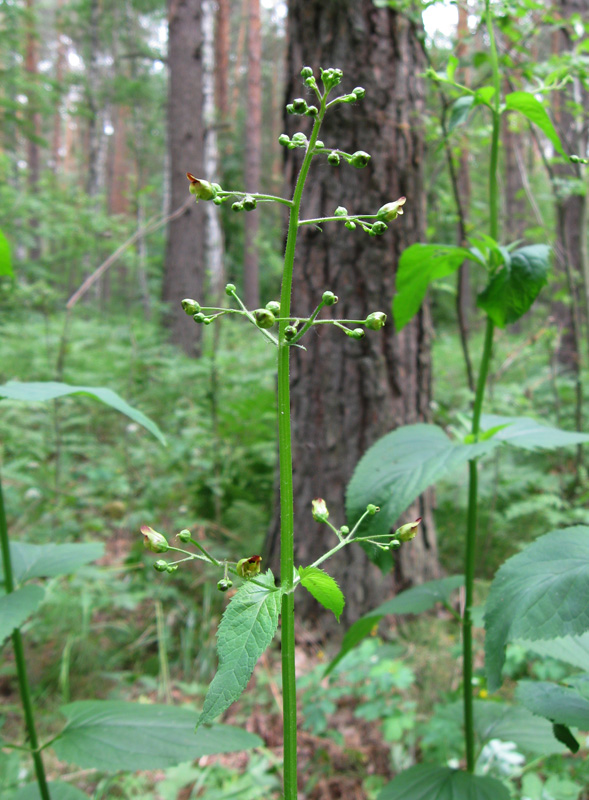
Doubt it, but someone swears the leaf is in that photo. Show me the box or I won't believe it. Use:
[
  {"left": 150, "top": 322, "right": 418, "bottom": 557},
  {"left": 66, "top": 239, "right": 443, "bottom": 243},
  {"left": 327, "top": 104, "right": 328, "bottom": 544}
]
[
  {"left": 552, "top": 723, "right": 580, "bottom": 754},
  {"left": 198, "top": 571, "right": 280, "bottom": 726},
  {"left": 474, "top": 86, "right": 496, "bottom": 108},
  {"left": 448, "top": 96, "right": 475, "bottom": 132},
  {"left": 474, "top": 700, "right": 564, "bottom": 756},
  {"left": 480, "top": 414, "right": 589, "bottom": 451},
  {"left": 485, "top": 526, "right": 589, "bottom": 692},
  {"left": 476, "top": 244, "right": 550, "bottom": 327},
  {"left": 393, "top": 244, "right": 482, "bottom": 331},
  {"left": 505, "top": 91, "right": 566, "bottom": 156},
  {"left": 346, "top": 424, "right": 496, "bottom": 570},
  {"left": 377, "top": 764, "right": 510, "bottom": 800},
  {"left": 446, "top": 55, "right": 459, "bottom": 82},
  {"left": 0, "top": 585, "right": 44, "bottom": 644},
  {"left": 298, "top": 566, "right": 344, "bottom": 622},
  {"left": 516, "top": 679, "right": 589, "bottom": 731},
  {"left": 11, "top": 782, "right": 90, "bottom": 800},
  {"left": 0, "top": 229, "right": 12, "bottom": 277},
  {"left": 52, "top": 701, "right": 262, "bottom": 771},
  {"left": 0, "top": 382, "right": 166, "bottom": 445},
  {"left": 325, "top": 576, "right": 463, "bottom": 677},
  {"left": 516, "top": 632, "right": 589, "bottom": 670},
  {"left": 1, "top": 542, "right": 104, "bottom": 586}
]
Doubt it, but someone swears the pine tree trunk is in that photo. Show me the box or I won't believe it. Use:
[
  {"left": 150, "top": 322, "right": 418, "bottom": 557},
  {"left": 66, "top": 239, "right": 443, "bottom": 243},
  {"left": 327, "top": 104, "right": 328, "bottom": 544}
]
[
  {"left": 265, "top": 0, "right": 438, "bottom": 627},
  {"left": 162, "top": 0, "right": 206, "bottom": 355}
]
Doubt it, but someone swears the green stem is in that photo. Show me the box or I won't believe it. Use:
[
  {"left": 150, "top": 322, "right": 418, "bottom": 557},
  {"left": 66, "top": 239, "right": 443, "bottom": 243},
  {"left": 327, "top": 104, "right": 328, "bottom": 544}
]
[
  {"left": 278, "top": 93, "right": 327, "bottom": 800},
  {"left": 463, "top": 0, "right": 500, "bottom": 774},
  {"left": 0, "top": 474, "right": 52, "bottom": 800}
]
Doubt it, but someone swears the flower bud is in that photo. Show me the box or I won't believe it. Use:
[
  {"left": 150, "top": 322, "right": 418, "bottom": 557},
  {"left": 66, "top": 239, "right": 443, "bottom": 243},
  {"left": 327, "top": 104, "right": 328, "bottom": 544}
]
[
  {"left": 377, "top": 197, "right": 406, "bottom": 222},
  {"left": 292, "top": 98, "right": 307, "bottom": 113},
  {"left": 217, "top": 578, "right": 233, "bottom": 592},
  {"left": 266, "top": 300, "right": 281, "bottom": 315},
  {"left": 193, "top": 312, "right": 206, "bottom": 323},
  {"left": 315, "top": 140, "right": 324, "bottom": 149},
  {"left": 347, "top": 328, "right": 365, "bottom": 340},
  {"left": 213, "top": 196, "right": 224, "bottom": 206},
  {"left": 366, "top": 504, "right": 379, "bottom": 516},
  {"left": 154, "top": 560, "right": 168, "bottom": 572},
  {"left": 334, "top": 206, "right": 348, "bottom": 217},
  {"left": 278, "top": 134, "right": 290, "bottom": 146},
  {"left": 301, "top": 66, "right": 313, "bottom": 79},
  {"left": 254, "top": 308, "right": 276, "bottom": 329},
  {"left": 390, "top": 540, "right": 401, "bottom": 550},
  {"left": 350, "top": 151, "right": 371, "bottom": 168},
  {"left": 176, "top": 529, "right": 192, "bottom": 543},
  {"left": 243, "top": 195, "right": 257, "bottom": 211},
  {"left": 345, "top": 220, "right": 356, "bottom": 230},
  {"left": 395, "top": 517, "right": 422, "bottom": 542},
  {"left": 182, "top": 298, "right": 200, "bottom": 315},
  {"left": 306, "top": 105, "right": 319, "bottom": 116},
  {"left": 322, "top": 290, "right": 338, "bottom": 306},
  {"left": 186, "top": 173, "right": 218, "bottom": 201},
  {"left": 353, "top": 87, "right": 366, "bottom": 99},
  {"left": 365, "top": 312, "right": 387, "bottom": 331},
  {"left": 141, "top": 525, "right": 169, "bottom": 553},
  {"left": 232, "top": 201, "right": 244, "bottom": 212},
  {"left": 327, "top": 152, "right": 340, "bottom": 166},
  {"left": 291, "top": 132, "right": 307, "bottom": 146},
  {"left": 304, "top": 76, "right": 318, "bottom": 91},
  {"left": 285, "top": 325, "right": 298, "bottom": 341},
  {"left": 320, "top": 67, "right": 343, "bottom": 92},
  {"left": 286, "top": 103, "right": 295, "bottom": 114},
  {"left": 372, "top": 221, "right": 388, "bottom": 235},
  {"left": 166, "top": 564, "right": 178, "bottom": 573},
  {"left": 312, "top": 498, "right": 329, "bottom": 522},
  {"left": 225, "top": 283, "right": 236, "bottom": 295},
  {"left": 340, "top": 525, "right": 350, "bottom": 535},
  {"left": 236, "top": 555, "right": 262, "bottom": 579}
]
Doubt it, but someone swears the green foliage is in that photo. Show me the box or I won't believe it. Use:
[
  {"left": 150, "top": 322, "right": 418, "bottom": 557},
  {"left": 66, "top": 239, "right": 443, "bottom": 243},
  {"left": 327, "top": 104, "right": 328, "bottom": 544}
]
[
  {"left": 504, "top": 92, "right": 565, "bottom": 156},
  {"left": 0, "top": 229, "right": 11, "bottom": 277},
  {"left": 1, "top": 542, "right": 104, "bottom": 584},
  {"left": 298, "top": 566, "right": 344, "bottom": 621},
  {"left": 0, "top": 585, "right": 44, "bottom": 645},
  {"left": 479, "top": 414, "right": 589, "bottom": 450},
  {"left": 377, "top": 764, "right": 510, "bottom": 800},
  {"left": 517, "top": 679, "right": 589, "bottom": 745}
]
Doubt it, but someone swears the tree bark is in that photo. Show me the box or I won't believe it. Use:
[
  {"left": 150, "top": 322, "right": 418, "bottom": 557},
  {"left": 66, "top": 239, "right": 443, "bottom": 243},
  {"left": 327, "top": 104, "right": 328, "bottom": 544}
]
[
  {"left": 162, "top": 0, "right": 206, "bottom": 355},
  {"left": 243, "top": 0, "right": 262, "bottom": 308},
  {"left": 265, "top": 0, "right": 438, "bottom": 628}
]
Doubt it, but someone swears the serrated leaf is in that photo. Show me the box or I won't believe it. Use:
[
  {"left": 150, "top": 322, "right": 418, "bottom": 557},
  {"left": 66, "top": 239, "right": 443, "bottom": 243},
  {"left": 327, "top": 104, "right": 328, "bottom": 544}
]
[
  {"left": 0, "top": 585, "right": 44, "bottom": 644},
  {"left": 11, "top": 782, "right": 90, "bottom": 800},
  {"left": 477, "top": 244, "right": 549, "bottom": 327},
  {"left": 480, "top": 414, "right": 589, "bottom": 450},
  {"left": 0, "top": 542, "right": 104, "bottom": 586},
  {"left": 52, "top": 701, "right": 262, "bottom": 771},
  {"left": 377, "top": 764, "right": 510, "bottom": 800},
  {"left": 325, "top": 576, "right": 463, "bottom": 677},
  {"left": 346, "top": 424, "right": 496, "bottom": 570},
  {"left": 516, "top": 680, "right": 589, "bottom": 731},
  {"left": 0, "top": 229, "right": 12, "bottom": 277},
  {"left": 448, "top": 96, "right": 475, "bottom": 132},
  {"left": 485, "top": 527, "right": 589, "bottom": 692},
  {"left": 516, "top": 632, "right": 589, "bottom": 670},
  {"left": 198, "top": 571, "right": 280, "bottom": 726},
  {"left": 505, "top": 91, "right": 565, "bottom": 156},
  {"left": 0, "top": 382, "right": 166, "bottom": 445},
  {"left": 298, "top": 566, "right": 344, "bottom": 621},
  {"left": 393, "top": 245, "right": 482, "bottom": 330},
  {"left": 474, "top": 700, "right": 564, "bottom": 756}
]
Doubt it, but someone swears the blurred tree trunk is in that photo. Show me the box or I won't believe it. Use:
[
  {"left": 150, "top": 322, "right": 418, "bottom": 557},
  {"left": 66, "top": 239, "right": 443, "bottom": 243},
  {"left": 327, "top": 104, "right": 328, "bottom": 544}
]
[
  {"left": 162, "top": 0, "right": 205, "bottom": 355},
  {"left": 265, "top": 0, "right": 438, "bottom": 627},
  {"left": 214, "top": 0, "right": 229, "bottom": 122},
  {"left": 25, "top": 0, "right": 41, "bottom": 261},
  {"left": 243, "top": 0, "right": 261, "bottom": 308}
]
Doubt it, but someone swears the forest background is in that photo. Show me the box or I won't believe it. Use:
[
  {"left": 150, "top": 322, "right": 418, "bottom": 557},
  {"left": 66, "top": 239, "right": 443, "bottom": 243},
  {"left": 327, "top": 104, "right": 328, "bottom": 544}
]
[{"left": 1, "top": 0, "right": 589, "bottom": 798}]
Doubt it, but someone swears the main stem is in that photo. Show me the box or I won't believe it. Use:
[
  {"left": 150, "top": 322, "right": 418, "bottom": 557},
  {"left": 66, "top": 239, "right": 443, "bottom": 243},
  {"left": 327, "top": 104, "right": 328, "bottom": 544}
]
[
  {"left": 463, "top": 0, "right": 500, "bottom": 773},
  {"left": 277, "top": 99, "right": 326, "bottom": 800},
  {"left": 0, "top": 474, "right": 52, "bottom": 800}
]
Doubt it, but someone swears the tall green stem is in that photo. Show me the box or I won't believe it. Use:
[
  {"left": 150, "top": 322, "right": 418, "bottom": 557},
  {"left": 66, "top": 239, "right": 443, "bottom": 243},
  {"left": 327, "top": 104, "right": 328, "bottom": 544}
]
[
  {"left": 0, "top": 474, "right": 51, "bottom": 800},
  {"left": 463, "top": 0, "right": 500, "bottom": 773},
  {"left": 277, "top": 97, "right": 326, "bottom": 800}
]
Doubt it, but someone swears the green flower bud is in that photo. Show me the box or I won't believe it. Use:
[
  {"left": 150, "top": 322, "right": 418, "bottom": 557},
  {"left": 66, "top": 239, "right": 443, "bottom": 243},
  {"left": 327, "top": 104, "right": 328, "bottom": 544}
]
[
  {"left": 266, "top": 300, "right": 281, "bottom": 315},
  {"left": 166, "top": 564, "right": 178, "bottom": 573},
  {"left": 217, "top": 578, "right": 233, "bottom": 592},
  {"left": 154, "top": 560, "right": 168, "bottom": 572},
  {"left": 334, "top": 206, "right": 348, "bottom": 217},
  {"left": 186, "top": 173, "right": 218, "bottom": 201},
  {"left": 347, "top": 328, "right": 365, "bottom": 340},
  {"left": 327, "top": 152, "right": 340, "bottom": 166},
  {"left": 306, "top": 105, "right": 319, "bottom": 116},
  {"left": 176, "top": 529, "right": 192, "bottom": 543},
  {"left": 365, "top": 311, "right": 387, "bottom": 330},
  {"left": 322, "top": 290, "right": 338, "bottom": 306},
  {"left": 285, "top": 325, "right": 298, "bottom": 341},
  {"left": 286, "top": 103, "right": 295, "bottom": 114},
  {"left": 341, "top": 93, "right": 357, "bottom": 104},
  {"left": 193, "top": 312, "right": 206, "bottom": 323},
  {"left": 345, "top": 220, "right": 356, "bottom": 230},
  {"left": 395, "top": 517, "right": 422, "bottom": 542},
  {"left": 353, "top": 86, "right": 366, "bottom": 99},
  {"left": 366, "top": 504, "right": 379, "bottom": 516},
  {"left": 320, "top": 67, "right": 343, "bottom": 92},
  {"left": 236, "top": 555, "right": 262, "bottom": 579},
  {"left": 340, "top": 525, "right": 350, "bottom": 535},
  {"left": 181, "top": 298, "right": 200, "bottom": 315},
  {"left": 390, "top": 540, "right": 401, "bottom": 550},
  {"left": 291, "top": 132, "right": 307, "bottom": 146},
  {"left": 141, "top": 525, "right": 169, "bottom": 553},
  {"left": 292, "top": 98, "right": 307, "bottom": 113},
  {"left": 315, "top": 140, "right": 325, "bottom": 149},
  {"left": 301, "top": 66, "right": 313, "bottom": 79},
  {"left": 232, "top": 201, "right": 244, "bottom": 212},
  {"left": 203, "top": 316, "right": 214, "bottom": 325},
  {"left": 278, "top": 133, "right": 290, "bottom": 146},
  {"left": 377, "top": 197, "right": 406, "bottom": 222},
  {"left": 243, "top": 195, "right": 257, "bottom": 211},
  {"left": 312, "top": 498, "right": 329, "bottom": 523},
  {"left": 350, "top": 151, "right": 371, "bottom": 168},
  {"left": 254, "top": 308, "right": 276, "bottom": 329},
  {"left": 225, "top": 283, "right": 236, "bottom": 295},
  {"left": 372, "top": 221, "right": 388, "bottom": 235},
  {"left": 305, "top": 76, "right": 318, "bottom": 90},
  {"left": 213, "top": 196, "right": 224, "bottom": 205}
]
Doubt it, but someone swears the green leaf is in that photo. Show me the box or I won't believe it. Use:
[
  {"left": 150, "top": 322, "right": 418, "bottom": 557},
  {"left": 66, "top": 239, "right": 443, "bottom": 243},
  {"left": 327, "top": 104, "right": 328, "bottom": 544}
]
[
  {"left": 0, "top": 382, "right": 166, "bottom": 445},
  {"left": 1, "top": 542, "right": 104, "bottom": 586},
  {"left": 485, "top": 527, "right": 589, "bottom": 692},
  {"left": 0, "top": 230, "right": 12, "bottom": 277},
  {"left": 52, "top": 701, "right": 262, "bottom": 771},
  {"left": 474, "top": 86, "right": 496, "bottom": 107},
  {"left": 516, "top": 632, "right": 589, "bottom": 670},
  {"left": 516, "top": 679, "right": 589, "bottom": 731},
  {"left": 11, "top": 782, "right": 89, "bottom": 800},
  {"left": 474, "top": 700, "right": 564, "bottom": 756},
  {"left": 476, "top": 244, "right": 549, "bottom": 327},
  {"left": 377, "top": 764, "right": 510, "bottom": 800},
  {"left": 346, "top": 424, "right": 496, "bottom": 570},
  {"left": 298, "top": 566, "right": 344, "bottom": 621},
  {"left": 505, "top": 91, "right": 566, "bottom": 156},
  {"left": 198, "top": 571, "right": 280, "bottom": 726},
  {"left": 448, "top": 96, "right": 475, "bottom": 132},
  {"left": 446, "top": 55, "right": 459, "bottom": 82},
  {"left": 552, "top": 723, "right": 580, "bottom": 754},
  {"left": 393, "top": 244, "right": 482, "bottom": 330},
  {"left": 0, "top": 585, "right": 44, "bottom": 644},
  {"left": 325, "top": 576, "right": 463, "bottom": 677},
  {"left": 480, "top": 414, "right": 589, "bottom": 450}
]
